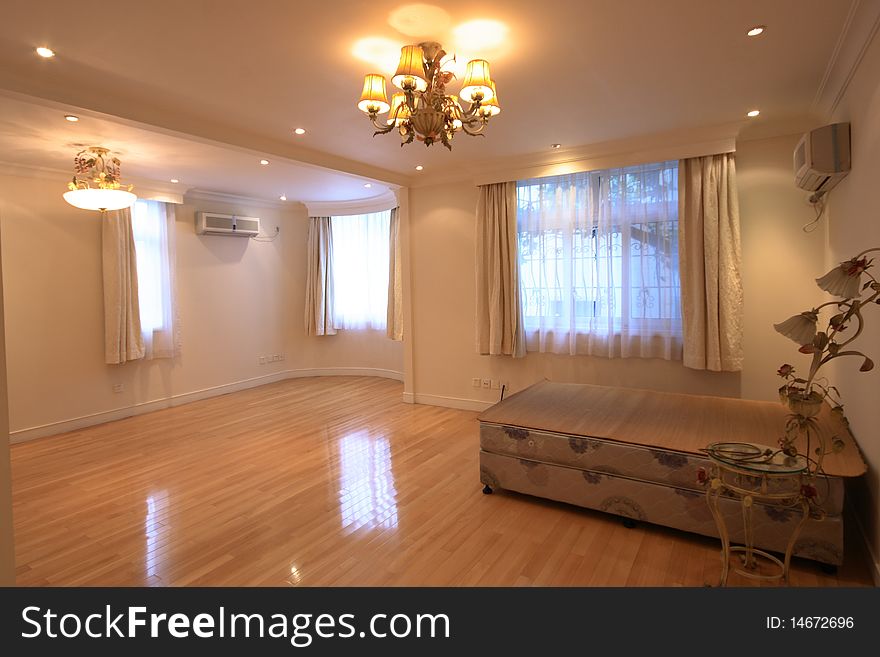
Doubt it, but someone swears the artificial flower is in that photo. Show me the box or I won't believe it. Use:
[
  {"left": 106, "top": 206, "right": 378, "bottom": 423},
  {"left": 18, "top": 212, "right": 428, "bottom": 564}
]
[
  {"left": 815, "top": 258, "right": 870, "bottom": 299},
  {"left": 773, "top": 311, "right": 818, "bottom": 345},
  {"left": 800, "top": 484, "right": 818, "bottom": 500},
  {"left": 777, "top": 364, "right": 794, "bottom": 377}
]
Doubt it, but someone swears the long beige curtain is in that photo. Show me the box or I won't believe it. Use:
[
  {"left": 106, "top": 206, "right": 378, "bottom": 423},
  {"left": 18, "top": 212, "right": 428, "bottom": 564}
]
[
  {"left": 476, "top": 181, "right": 525, "bottom": 357},
  {"left": 386, "top": 206, "right": 403, "bottom": 340},
  {"left": 678, "top": 153, "right": 744, "bottom": 371},
  {"left": 102, "top": 208, "right": 145, "bottom": 364},
  {"left": 304, "top": 216, "right": 336, "bottom": 336}
]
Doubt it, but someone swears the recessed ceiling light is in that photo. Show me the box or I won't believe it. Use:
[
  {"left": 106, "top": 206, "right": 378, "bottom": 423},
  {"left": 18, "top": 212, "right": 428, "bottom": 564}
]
[
  {"left": 415, "top": 165, "right": 424, "bottom": 171},
  {"left": 551, "top": 143, "right": 562, "bottom": 149},
  {"left": 35, "top": 46, "right": 55, "bottom": 58},
  {"left": 64, "top": 114, "right": 79, "bottom": 122},
  {"left": 279, "top": 194, "right": 287, "bottom": 201},
  {"left": 294, "top": 128, "right": 306, "bottom": 135},
  {"left": 364, "top": 183, "right": 372, "bottom": 188},
  {"left": 747, "top": 25, "right": 765, "bottom": 37},
  {"left": 170, "top": 178, "right": 179, "bottom": 184},
  {"left": 260, "top": 159, "right": 269, "bottom": 165},
  {"left": 747, "top": 109, "right": 760, "bottom": 117}
]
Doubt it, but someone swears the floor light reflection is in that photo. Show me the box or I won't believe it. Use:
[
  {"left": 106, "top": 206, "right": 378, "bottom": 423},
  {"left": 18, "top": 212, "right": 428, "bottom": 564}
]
[
  {"left": 338, "top": 432, "right": 398, "bottom": 531},
  {"left": 145, "top": 490, "right": 169, "bottom": 580}
]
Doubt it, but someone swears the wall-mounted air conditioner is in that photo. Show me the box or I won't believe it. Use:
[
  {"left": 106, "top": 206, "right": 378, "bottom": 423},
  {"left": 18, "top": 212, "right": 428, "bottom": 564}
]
[
  {"left": 794, "top": 122, "right": 851, "bottom": 195},
  {"left": 195, "top": 211, "right": 260, "bottom": 237}
]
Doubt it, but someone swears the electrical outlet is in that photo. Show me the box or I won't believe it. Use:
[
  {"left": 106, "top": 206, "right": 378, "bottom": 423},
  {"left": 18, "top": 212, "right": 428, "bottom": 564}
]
[
  {"left": 491, "top": 379, "right": 501, "bottom": 390},
  {"left": 471, "top": 377, "right": 481, "bottom": 388},
  {"left": 112, "top": 383, "right": 124, "bottom": 393},
  {"left": 481, "top": 378, "right": 491, "bottom": 389},
  {"left": 259, "top": 356, "right": 266, "bottom": 365}
]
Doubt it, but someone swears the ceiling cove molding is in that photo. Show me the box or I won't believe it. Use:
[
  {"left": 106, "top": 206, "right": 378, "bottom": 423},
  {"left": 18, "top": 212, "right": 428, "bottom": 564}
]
[
  {"left": 0, "top": 160, "right": 186, "bottom": 203},
  {"left": 812, "top": 0, "right": 880, "bottom": 118},
  {"left": 407, "top": 124, "right": 739, "bottom": 189},
  {"left": 457, "top": 126, "right": 738, "bottom": 188},
  {"left": 184, "top": 188, "right": 289, "bottom": 210},
  {"left": 302, "top": 190, "right": 399, "bottom": 217}
]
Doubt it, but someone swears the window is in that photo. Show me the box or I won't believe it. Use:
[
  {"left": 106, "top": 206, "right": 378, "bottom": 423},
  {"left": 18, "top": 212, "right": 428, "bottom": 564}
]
[
  {"left": 516, "top": 161, "right": 681, "bottom": 359},
  {"left": 331, "top": 210, "right": 391, "bottom": 331},
  {"left": 131, "top": 199, "right": 178, "bottom": 358}
]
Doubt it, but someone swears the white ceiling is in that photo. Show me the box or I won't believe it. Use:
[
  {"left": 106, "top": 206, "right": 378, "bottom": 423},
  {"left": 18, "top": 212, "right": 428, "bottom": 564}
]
[
  {"left": 0, "top": 92, "right": 391, "bottom": 202},
  {"left": 0, "top": 0, "right": 856, "bottom": 200}
]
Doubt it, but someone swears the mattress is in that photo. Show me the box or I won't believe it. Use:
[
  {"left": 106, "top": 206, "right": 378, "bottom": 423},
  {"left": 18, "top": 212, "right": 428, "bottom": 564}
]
[{"left": 478, "top": 381, "right": 867, "bottom": 566}]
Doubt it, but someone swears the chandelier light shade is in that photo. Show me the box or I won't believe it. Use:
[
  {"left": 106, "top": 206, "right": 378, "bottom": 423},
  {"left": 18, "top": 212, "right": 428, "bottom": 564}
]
[
  {"left": 356, "top": 40, "right": 501, "bottom": 150},
  {"left": 62, "top": 146, "right": 136, "bottom": 212},
  {"left": 386, "top": 93, "right": 411, "bottom": 125},
  {"left": 357, "top": 74, "right": 390, "bottom": 114},
  {"left": 479, "top": 81, "right": 501, "bottom": 117},
  {"left": 460, "top": 59, "right": 493, "bottom": 102},
  {"left": 391, "top": 45, "right": 427, "bottom": 92}
]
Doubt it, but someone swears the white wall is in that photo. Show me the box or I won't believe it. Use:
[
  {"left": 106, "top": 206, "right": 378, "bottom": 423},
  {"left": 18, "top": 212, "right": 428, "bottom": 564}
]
[
  {"left": 0, "top": 174, "right": 402, "bottom": 439},
  {"left": 826, "top": 30, "right": 880, "bottom": 579},
  {"left": 737, "top": 134, "right": 829, "bottom": 402},
  {"left": 406, "top": 134, "right": 821, "bottom": 408}
]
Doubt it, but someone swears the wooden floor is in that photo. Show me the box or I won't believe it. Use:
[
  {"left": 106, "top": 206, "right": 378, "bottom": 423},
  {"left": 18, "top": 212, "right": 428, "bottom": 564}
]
[{"left": 10, "top": 377, "right": 874, "bottom": 587}]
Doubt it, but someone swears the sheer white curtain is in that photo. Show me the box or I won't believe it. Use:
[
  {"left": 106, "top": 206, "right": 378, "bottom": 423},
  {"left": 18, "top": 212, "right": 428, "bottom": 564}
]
[
  {"left": 331, "top": 210, "right": 391, "bottom": 330},
  {"left": 131, "top": 199, "right": 180, "bottom": 359},
  {"left": 517, "top": 161, "right": 682, "bottom": 359}
]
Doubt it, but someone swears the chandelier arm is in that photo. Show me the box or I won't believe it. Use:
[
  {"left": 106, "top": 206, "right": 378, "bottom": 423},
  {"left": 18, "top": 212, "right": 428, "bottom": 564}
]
[
  {"left": 459, "top": 121, "right": 488, "bottom": 137},
  {"left": 368, "top": 114, "right": 397, "bottom": 135}
]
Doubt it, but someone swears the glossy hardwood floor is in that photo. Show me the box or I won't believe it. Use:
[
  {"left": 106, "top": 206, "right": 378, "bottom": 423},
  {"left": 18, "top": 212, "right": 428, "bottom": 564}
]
[{"left": 11, "top": 377, "right": 874, "bottom": 586}]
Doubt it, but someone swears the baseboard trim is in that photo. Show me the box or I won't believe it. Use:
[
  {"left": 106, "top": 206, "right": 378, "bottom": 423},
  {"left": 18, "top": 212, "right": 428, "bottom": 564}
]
[
  {"left": 409, "top": 393, "right": 494, "bottom": 412},
  {"left": 287, "top": 367, "right": 404, "bottom": 382},
  {"left": 9, "top": 368, "right": 403, "bottom": 443}
]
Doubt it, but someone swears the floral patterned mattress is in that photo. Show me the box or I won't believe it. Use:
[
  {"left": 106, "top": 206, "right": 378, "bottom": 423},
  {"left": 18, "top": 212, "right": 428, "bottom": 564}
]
[{"left": 478, "top": 382, "right": 854, "bottom": 566}]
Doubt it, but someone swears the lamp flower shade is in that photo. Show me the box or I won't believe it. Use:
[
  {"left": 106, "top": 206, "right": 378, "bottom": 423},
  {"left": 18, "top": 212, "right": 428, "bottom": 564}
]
[
  {"left": 816, "top": 257, "right": 871, "bottom": 299},
  {"left": 773, "top": 310, "right": 818, "bottom": 345}
]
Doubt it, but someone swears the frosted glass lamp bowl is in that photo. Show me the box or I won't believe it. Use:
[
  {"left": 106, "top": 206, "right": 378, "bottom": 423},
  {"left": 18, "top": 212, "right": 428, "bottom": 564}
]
[{"left": 63, "top": 188, "right": 137, "bottom": 212}]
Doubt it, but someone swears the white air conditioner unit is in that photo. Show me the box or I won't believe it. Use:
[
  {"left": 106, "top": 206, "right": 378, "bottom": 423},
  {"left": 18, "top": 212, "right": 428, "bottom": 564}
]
[
  {"left": 195, "top": 212, "right": 260, "bottom": 237},
  {"left": 794, "top": 122, "right": 851, "bottom": 194}
]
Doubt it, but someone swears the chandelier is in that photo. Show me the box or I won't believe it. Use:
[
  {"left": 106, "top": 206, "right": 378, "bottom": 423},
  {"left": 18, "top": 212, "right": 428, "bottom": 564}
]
[
  {"left": 357, "top": 41, "right": 500, "bottom": 150},
  {"left": 63, "top": 146, "right": 137, "bottom": 213}
]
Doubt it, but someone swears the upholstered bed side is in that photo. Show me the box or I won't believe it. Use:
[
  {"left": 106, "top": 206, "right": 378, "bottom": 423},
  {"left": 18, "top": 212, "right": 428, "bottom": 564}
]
[{"left": 477, "top": 381, "right": 866, "bottom": 567}]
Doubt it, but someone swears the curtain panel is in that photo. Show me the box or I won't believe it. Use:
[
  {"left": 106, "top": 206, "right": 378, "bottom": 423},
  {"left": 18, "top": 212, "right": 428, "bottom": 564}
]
[
  {"left": 386, "top": 206, "right": 404, "bottom": 341},
  {"left": 131, "top": 200, "right": 181, "bottom": 359},
  {"left": 102, "top": 208, "right": 145, "bottom": 364},
  {"left": 517, "top": 162, "right": 682, "bottom": 360},
  {"left": 678, "top": 153, "right": 744, "bottom": 371},
  {"left": 304, "top": 216, "right": 336, "bottom": 336},
  {"left": 475, "top": 181, "right": 526, "bottom": 357}
]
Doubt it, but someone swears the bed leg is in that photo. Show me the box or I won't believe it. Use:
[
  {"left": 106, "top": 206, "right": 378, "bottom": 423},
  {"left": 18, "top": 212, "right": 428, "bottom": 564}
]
[
  {"left": 482, "top": 484, "right": 494, "bottom": 495},
  {"left": 621, "top": 517, "right": 637, "bottom": 529},
  {"left": 819, "top": 563, "right": 838, "bottom": 575}
]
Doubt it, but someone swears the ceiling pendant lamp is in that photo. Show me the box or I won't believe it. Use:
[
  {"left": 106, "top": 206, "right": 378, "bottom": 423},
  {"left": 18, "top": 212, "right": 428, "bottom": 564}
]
[
  {"left": 63, "top": 146, "right": 137, "bottom": 213},
  {"left": 356, "top": 41, "right": 501, "bottom": 150}
]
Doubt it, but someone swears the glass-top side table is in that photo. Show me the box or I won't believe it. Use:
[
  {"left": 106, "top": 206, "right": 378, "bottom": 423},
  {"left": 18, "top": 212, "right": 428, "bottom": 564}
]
[{"left": 704, "top": 442, "right": 810, "bottom": 586}]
